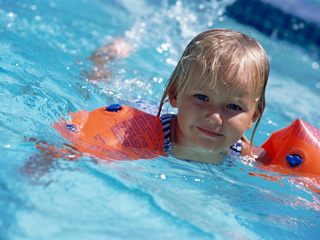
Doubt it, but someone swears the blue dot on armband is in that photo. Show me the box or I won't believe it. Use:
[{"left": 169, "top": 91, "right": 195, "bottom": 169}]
[{"left": 105, "top": 104, "right": 122, "bottom": 112}]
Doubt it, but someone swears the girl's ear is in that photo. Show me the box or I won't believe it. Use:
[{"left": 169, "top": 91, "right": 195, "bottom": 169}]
[
  {"left": 246, "top": 112, "right": 259, "bottom": 129},
  {"left": 169, "top": 94, "right": 178, "bottom": 108}
]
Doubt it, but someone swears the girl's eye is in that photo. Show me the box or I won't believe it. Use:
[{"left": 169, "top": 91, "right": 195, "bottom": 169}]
[
  {"left": 227, "top": 103, "right": 242, "bottom": 111},
  {"left": 195, "top": 94, "right": 209, "bottom": 101}
]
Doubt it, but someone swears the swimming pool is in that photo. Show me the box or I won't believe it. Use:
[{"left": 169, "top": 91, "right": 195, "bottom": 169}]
[{"left": 1, "top": 0, "right": 320, "bottom": 239}]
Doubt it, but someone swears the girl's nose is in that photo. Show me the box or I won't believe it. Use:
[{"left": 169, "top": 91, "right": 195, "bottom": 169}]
[{"left": 205, "top": 111, "right": 223, "bottom": 125}]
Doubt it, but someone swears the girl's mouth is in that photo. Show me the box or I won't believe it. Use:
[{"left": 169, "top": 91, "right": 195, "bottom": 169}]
[{"left": 197, "top": 127, "right": 223, "bottom": 137}]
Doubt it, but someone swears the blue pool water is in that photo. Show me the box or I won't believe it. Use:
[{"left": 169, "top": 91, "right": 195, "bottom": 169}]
[{"left": 1, "top": 0, "right": 320, "bottom": 239}]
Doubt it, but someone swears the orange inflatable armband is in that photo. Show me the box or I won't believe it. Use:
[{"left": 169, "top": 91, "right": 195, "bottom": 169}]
[
  {"left": 54, "top": 104, "right": 165, "bottom": 160},
  {"left": 261, "top": 119, "right": 320, "bottom": 177}
]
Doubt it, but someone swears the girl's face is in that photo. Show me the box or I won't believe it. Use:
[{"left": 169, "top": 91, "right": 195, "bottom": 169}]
[{"left": 170, "top": 77, "right": 258, "bottom": 153}]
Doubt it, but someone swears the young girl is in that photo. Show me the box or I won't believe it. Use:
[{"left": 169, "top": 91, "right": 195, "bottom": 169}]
[
  {"left": 90, "top": 28, "right": 271, "bottom": 164},
  {"left": 157, "top": 29, "right": 271, "bottom": 164}
]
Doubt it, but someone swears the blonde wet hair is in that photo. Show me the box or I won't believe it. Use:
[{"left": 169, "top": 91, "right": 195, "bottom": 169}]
[{"left": 157, "top": 28, "right": 270, "bottom": 154}]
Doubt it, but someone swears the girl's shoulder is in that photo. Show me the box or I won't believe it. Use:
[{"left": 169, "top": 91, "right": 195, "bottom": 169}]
[{"left": 241, "top": 140, "right": 272, "bottom": 164}]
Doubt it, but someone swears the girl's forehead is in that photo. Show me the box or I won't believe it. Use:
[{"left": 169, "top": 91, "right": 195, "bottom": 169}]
[
  {"left": 190, "top": 77, "right": 253, "bottom": 98},
  {"left": 180, "top": 62, "right": 261, "bottom": 103}
]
